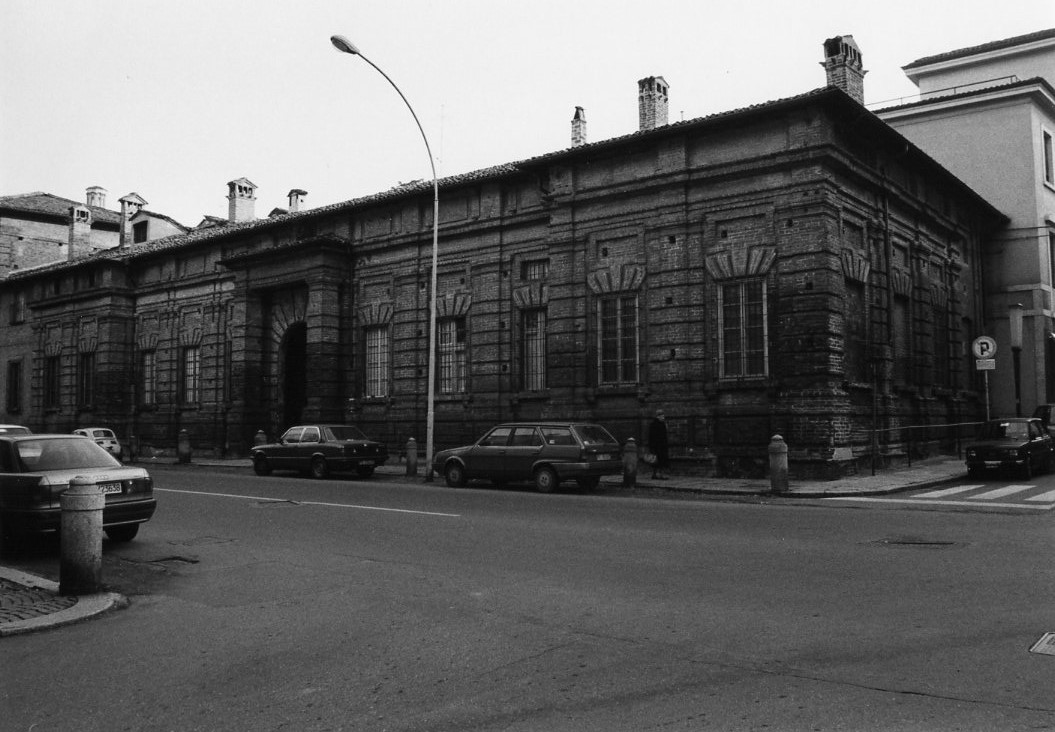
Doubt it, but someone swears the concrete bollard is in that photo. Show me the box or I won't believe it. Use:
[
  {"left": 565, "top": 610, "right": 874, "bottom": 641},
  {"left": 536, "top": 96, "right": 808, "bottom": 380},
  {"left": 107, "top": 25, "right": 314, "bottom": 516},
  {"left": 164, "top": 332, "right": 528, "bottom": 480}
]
[
  {"left": 254, "top": 430, "right": 267, "bottom": 447},
  {"left": 177, "top": 429, "right": 192, "bottom": 464},
  {"left": 622, "top": 438, "right": 638, "bottom": 488},
  {"left": 769, "top": 434, "right": 789, "bottom": 494},
  {"left": 405, "top": 437, "right": 418, "bottom": 476},
  {"left": 60, "top": 476, "right": 104, "bottom": 595},
  {"left": 128, "top": 434, "right": 138, "bottom": 462}
]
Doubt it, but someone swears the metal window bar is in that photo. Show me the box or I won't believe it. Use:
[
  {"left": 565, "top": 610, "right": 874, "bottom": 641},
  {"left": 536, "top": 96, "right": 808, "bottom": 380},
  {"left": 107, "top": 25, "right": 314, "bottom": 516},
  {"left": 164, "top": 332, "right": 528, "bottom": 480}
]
[
  {"left": 365, "top": 326, "right": 389, "bottom": 397},
  {"left": 522, "top": 309, "right": 546, "bottom": 391},
  {"left": 438, "top": 319, "right": 466, "bottom": 394}
]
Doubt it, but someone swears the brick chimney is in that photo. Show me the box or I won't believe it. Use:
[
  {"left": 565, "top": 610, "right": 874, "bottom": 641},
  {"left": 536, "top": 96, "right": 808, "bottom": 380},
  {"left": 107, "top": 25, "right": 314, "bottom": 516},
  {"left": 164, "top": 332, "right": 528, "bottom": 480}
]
[
  {"left": 68, "top": 205, "right": 93, "bottom": 261},
  {"left": 287, "top": 188, "right": 307, "bottom": 213},
  {"left": 227, "top": 177, "right": 257, "bottom": 222},
  {"left": 638, "top": 76, "right": 668, "bottom": 131},
  {"left": 86, "top": 186, "right": 107, "bottom": 208},
  {"left": 571, "top": 106, "right": 587, "bottom": 147},
  {"left": 822, "top": 35, "right": 867, "bottom": 105},
  {"left": 119, "top": 193, "right": 148, "bottom": 248}
]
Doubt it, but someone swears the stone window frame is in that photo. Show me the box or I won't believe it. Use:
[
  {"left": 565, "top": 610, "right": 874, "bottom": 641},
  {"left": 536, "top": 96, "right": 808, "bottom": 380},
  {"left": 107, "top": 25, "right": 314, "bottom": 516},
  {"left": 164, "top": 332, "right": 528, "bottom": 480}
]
[
  {"left": 717, "top": 278, "right": 769, "bottom": 380},
  {"left": 364, "top": 325, "right": 391, "bottom": 398},
  {"left": 597, "top": 293, "right": 640, "bottom": 386}
]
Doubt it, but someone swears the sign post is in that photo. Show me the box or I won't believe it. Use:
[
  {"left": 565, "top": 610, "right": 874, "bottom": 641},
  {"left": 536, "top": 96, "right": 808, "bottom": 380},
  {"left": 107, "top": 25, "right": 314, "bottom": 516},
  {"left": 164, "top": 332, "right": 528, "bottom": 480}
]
[{"left": 972, "top": 336, "right": 997, "bottom": 422}]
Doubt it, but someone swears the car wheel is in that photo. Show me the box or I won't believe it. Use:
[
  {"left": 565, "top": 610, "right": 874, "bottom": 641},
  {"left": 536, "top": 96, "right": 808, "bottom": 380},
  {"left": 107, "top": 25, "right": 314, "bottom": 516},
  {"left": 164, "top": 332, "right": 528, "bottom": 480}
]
[
  {"left": 310, "top": 456, "right": 329, "bottom": 480},
  {"left": 253, "top": 455, "right": 272, "bottom": 476},
  {"left": 966, "top": 465, "right": 982, "bottom": 479},
  {"left": 534, "top": 466, "right": 559, "bottom": 493},
  {"left": 576, "top": 476, "right": 601, "bottom": 491},
  {"left": 444, "top": 462, "right": 467, "bottom": 487},
  {"left": 105, "top": 524, "right": 139, "bottom": 543},
  {"left": 356, "top": 465, "right": 376, "bottom": 478}
]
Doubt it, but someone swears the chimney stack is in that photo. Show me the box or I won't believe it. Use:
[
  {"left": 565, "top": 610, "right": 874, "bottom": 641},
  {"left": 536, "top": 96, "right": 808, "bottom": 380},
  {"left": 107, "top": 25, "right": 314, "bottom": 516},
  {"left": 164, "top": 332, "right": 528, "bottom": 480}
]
[
  {"left": 571, "top": 106, "right": 587, "bottom": 147},
  {"left": 227, "top": 177, "right": 257, "bottom": 223},
  {"left": 68, "top": 206, "right": 93, "bottom": 261},
  {"left": 119, "top": 193, "right": 147, "bottom": 248},
  {"left": 822, "top": 35, "right": 867, "bottom": 105},
  {"left": 86, "top": 186, "right": 107, "bottom": 208},
  {"left": 638, "top": 76, "right": 669, "bottom": 131},
  {"left": 287, "top": 188, "right": 308, "bottom": 213}
]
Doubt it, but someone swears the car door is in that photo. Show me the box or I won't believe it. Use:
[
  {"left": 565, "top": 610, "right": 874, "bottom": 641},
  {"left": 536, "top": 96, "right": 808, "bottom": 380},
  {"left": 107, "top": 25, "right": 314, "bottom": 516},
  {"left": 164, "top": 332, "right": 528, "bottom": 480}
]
[
  {"left": 294, "top": 426, "right": 322, "bottom": 472},
  {"left": 272, "top": 427, "right": 303, "bottom": 470},
  {"left": 466, "top": 426, "right": 513, "bottom": 480},
  {"left": 503, "top": 426, "right": 545, "bottom": 481}
]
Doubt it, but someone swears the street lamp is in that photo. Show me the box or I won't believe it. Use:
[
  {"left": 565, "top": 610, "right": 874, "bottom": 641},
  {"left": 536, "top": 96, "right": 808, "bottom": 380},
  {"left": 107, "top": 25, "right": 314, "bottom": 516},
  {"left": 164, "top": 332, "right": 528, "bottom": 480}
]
[
  {"left": 1009, "top": 302, "right": 1023, "bottom": 417},
  {"left": 331, "top": 34, "right": 440, "bottom": 481}
]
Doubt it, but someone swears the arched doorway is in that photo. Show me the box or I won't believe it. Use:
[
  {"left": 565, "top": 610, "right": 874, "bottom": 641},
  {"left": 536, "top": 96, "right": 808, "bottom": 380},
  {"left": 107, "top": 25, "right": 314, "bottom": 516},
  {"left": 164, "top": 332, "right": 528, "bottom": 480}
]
[{"left": 281, "top": 322, "right": 308, "bottom": 427}]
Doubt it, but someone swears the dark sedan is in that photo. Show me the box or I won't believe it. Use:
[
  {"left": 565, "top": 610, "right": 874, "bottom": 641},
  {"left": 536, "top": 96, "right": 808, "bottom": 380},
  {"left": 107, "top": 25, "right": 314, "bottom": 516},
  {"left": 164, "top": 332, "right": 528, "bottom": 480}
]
[
  {"left": 0, "top": 434, "right": 156, "bottom": 544},
  {"left": 964, "top": 417, "right": 1054, "bottom": 479},
  {"left": 432, "top": 422, "right": 623, "bottom": 492},
  {"left": 251, "top": 424, "right": 389, "bottom": 479}
]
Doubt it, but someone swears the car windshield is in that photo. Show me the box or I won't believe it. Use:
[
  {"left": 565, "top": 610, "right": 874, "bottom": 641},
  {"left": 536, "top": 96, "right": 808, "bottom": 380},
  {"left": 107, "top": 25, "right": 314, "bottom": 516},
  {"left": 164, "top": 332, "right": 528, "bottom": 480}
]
[
  {"left": 574, "top": 425, "right": 618, "bottom": 446},
  {"left": 0, "top": 426, "right": 31, "bottom": 435},
  {"left": 16, "top": 438, "right": 120, "bottom": 472},
  {"left": 979, "top": 421, "right": 1030, "bottom": 440},
  {"left": 324, "top": 426, "right": 367, "bottom": 441}
]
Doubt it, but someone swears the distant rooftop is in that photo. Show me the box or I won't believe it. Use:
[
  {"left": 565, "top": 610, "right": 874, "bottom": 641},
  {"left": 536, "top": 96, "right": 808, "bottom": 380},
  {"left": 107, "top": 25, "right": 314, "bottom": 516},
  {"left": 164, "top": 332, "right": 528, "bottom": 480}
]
[{"left": 904, "top": 27, "right": 1055, "bottom": 70}]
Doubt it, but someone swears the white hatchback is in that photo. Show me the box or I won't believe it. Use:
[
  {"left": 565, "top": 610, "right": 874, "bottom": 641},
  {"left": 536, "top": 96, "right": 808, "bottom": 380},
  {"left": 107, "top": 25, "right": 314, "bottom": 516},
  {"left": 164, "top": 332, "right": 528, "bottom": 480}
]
[{"left": 73, "top": 427, "right": 122, "bottom": 459}]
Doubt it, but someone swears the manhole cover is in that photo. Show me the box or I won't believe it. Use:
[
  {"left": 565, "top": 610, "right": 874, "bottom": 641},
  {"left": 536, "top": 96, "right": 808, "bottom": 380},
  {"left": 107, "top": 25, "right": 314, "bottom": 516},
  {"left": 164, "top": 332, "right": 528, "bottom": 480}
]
[{"left": 1030, "top": 633, "right": 1055, "bottom": 656}]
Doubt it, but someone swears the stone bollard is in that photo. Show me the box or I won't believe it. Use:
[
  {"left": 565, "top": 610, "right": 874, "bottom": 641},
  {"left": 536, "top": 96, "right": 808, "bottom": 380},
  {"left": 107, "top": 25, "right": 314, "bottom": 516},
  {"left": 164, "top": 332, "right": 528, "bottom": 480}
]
[
  {"left": 405, "top": 437, "right": 418, "bottom": 477},
  {"left": 60, "top": 476, "right": 104, "bottom": 595},
  {"left": 622, "top": 438, "right": 638, "bottom": 488},
  {"left": 254, "top": 430, "right": 267, "bottom": 447},
  {"left": 177, "top": 429, "right": 192, "bottom": 464},
  {"left": 769, "top": 434, "right": 789, "bottom": 494},
  {"left": 128, "top": 434, "right": 139, "bottom": 462}
]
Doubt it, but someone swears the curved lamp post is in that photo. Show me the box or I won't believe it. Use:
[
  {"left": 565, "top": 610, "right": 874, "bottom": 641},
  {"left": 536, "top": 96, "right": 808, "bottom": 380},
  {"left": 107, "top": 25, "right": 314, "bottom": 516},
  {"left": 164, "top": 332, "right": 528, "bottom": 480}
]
[{"left": 331, "top": 35, "right": 439, "bottom": 481}]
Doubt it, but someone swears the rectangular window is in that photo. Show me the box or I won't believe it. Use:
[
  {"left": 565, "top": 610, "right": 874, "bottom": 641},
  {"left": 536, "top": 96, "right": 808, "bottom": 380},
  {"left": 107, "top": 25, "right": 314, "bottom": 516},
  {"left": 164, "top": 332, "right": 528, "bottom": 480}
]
[
  {"left": 6, "top": 361, "right": 22, "bottom": 413},
  {"left": 521, "top": 309, "right": 547, "bottom": 391},
  {"left": 845, "top": 281, "right": 868, "bottom": 382},
  {"left": 893, "top": 297, "right": 911, "bottom": 384},
  {"left": 8, "top": 292, "right": 26, "bottom": 324},
  {"left": 141, "top": 351, "right": 156, "bottom": 406},
  {"left": 77, "top": 352, "right": 95, "bottom": 406},
  {"left": 720, "top": 280, "right": 767, "bottom": 378},
  {"left": 365, "top": 326, "right": 390, "bottom": 397},
  {"left": 44, "top": 355, "right": 61, "bottom": 409},
  {"left": 133, "top": 220, "right": 149, "bottom": 244},
  {"left": 438, "top": 318, "right": 467, "bottom": 394},
  {"left": 181, "top": 346, "right": 201, "bottom": 404},
  {"left": 1049, "top": 232, "right": 1055, "bottom": 287},
  {"left": 1044, "top": 130, "right": 1054, "bottom": 185},
  {"left": 599, "top": 295, "right": 639, "bottom": 384},
  {"left": 521, "top": 259, "right": 549, "bottom": 281},
  {"left": 933, "top": 305, "right": 950, "bottom": 388}
]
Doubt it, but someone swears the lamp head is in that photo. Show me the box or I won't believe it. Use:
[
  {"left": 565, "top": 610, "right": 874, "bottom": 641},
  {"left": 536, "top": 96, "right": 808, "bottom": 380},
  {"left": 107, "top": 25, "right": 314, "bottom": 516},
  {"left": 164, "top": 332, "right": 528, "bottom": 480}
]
[{"left": 330, "top": 35, "right": 360, "bottom": 56}]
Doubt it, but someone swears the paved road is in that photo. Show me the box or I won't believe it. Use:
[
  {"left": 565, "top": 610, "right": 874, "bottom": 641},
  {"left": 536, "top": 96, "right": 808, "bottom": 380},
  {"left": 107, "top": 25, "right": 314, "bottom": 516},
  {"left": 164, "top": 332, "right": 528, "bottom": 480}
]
[{"left": 3, "top": 466, "right": 1054, "bottom": 731}]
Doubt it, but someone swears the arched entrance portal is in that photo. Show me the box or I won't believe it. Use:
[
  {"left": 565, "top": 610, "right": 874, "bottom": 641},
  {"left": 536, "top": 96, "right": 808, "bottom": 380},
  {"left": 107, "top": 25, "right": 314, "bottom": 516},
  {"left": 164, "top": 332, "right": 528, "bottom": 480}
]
[{"left": 281, "top": 322, "right": 308, "bottom": 427}]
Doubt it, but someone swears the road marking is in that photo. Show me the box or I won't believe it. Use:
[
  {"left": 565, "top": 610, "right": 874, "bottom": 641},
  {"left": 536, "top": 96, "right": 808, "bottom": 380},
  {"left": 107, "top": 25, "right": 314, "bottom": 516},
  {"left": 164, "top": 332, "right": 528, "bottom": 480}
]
[
  {"left": 913, "top": 485, "right": 984, "bottom": 498},
  {"left": 1026, "top": 489, "right": 1055, "bottom": 502},
  {"left": 158, "top": 488, "right": 461, "bottom": 517},
  {"left": 968, "top": 484, "right": 1036, "bottom": 500},
  {"left": 824, "top": 496, "right": 1055, "bottom": 510}
]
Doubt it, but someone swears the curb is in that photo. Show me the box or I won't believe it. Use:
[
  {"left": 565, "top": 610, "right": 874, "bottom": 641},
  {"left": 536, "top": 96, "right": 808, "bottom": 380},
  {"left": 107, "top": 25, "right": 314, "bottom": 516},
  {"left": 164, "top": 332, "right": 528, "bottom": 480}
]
[{"left": 0, "top": 567, "right": 126, "bottom": 637}]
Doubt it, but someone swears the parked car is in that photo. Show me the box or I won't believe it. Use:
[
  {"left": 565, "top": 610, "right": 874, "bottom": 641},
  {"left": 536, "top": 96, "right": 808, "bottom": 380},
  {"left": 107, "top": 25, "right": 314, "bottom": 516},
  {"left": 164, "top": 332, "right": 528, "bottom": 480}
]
[
  {"left": 0, "top": 425, "right": 31, "bottom": 435},
  {"left": 1032, "top": 404, "right": 1055, "bottom": 435},
  {"left": 73, "top": 427, "right": 122, "bottom": 459},
  {"left": 432, "top": 422, "right": 623, "bottom": 492},
  {"left": 251, "top": 424, "right": 389, "bottom": 479},
  {"left": 0, "top": 434, "right": 156, "bottom": 543},
  {"left": 964, "top": 417, "right": 1054, "bottom": 479}
]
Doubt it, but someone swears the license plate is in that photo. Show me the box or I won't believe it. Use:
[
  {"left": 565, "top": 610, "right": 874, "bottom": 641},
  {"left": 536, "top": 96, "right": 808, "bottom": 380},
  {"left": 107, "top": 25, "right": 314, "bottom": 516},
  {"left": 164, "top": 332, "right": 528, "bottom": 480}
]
[
  {"left": 984, "top": 461, "right": 1002, "bottom": 467},
  {"left": 99, "top": 482, "right": 122, "bottom": 494},
  {"left": 598, "top": 454, "right": 612, "bottom": 461},
  {"left": 359, "top": 460, "right": 374, "bottom": 467}
]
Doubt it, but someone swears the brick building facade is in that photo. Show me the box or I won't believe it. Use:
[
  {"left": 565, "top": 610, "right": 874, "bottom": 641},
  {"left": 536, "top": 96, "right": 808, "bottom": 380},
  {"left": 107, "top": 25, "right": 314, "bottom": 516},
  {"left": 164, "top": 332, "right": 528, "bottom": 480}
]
[{"left": 0, "top": 79, "right": 1004, "bottom": 478}]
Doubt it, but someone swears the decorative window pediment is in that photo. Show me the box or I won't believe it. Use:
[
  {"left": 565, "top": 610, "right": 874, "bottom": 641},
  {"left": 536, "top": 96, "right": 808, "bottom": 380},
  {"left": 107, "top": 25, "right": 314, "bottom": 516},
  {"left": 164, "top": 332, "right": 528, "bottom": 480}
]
[
  {"left": 358, "top": 302, "right": 394, "bottom": 326},
  {"left": 587, "top": 265, "right": 644, "bottom": 294},
  {"left": 513, "top": 283, "right": 548, "bottom": 309},
  {"left": 840, "top": 249, "right": 870, "bottom": 283},
  {"left": 704, "top": 247, "right": 776, "bottom": 281},
  {"left": 437, "top": 292, "right": 473, "bottom": 318}
]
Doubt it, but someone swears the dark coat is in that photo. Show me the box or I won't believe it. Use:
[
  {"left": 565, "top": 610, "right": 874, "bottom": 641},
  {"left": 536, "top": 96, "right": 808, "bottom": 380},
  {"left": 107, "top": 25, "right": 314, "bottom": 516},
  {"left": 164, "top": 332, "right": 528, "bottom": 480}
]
[{"left": 648, "top": 417, "right": 669, "bottom": 468}]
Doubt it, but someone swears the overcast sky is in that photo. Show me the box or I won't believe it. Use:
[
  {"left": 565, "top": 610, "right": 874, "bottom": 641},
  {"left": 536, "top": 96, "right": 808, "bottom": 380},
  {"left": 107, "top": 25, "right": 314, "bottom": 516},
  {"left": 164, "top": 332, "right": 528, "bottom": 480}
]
[{"left": 3, "top": 0, "right": 1053, "bottom": 227}]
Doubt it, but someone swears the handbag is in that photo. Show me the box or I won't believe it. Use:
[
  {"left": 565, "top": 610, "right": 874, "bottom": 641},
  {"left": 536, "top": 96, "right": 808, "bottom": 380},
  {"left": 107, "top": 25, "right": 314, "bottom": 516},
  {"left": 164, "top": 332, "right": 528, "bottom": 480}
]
[{"left": 641, "top": 449, "right": 657, "bottom": 465}]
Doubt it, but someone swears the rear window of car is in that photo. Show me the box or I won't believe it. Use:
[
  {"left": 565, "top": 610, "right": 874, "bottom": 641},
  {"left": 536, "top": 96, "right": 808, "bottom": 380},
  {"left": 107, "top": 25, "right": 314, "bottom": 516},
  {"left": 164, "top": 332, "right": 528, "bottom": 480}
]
[
  {"left": 573, "top": 425, "right": 617, "bottom": 446},
  {"left": 91, "top": 429, "right": 115, "bottom": 439},
  {"left": 17, "top": 438, "right": 118, "bottom": 471},
  {"left": 541, "top": 427, "right": 575, "bottom": 446},
  {"left": 981, "top": 421, "right": 1030, "bottom": 440},
  {"left": 325, "top": 426, "right": 367, "bottom": 441}
]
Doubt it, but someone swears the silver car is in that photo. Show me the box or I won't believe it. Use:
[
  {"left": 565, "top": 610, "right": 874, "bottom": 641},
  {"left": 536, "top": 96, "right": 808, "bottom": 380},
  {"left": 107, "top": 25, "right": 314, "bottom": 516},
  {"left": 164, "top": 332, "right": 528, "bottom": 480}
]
[{"left": 73, "top": 427, "right": 122, "bottom": 459}]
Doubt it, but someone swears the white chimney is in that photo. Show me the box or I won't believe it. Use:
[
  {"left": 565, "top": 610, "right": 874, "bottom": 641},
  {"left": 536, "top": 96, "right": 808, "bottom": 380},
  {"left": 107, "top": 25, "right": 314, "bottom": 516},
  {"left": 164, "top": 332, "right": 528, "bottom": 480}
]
[
  {"left": 86, "top": 186, "right": 107, "bottom": 208},
  {"left": 227, "top": 177, "right": 257, "bottom": 222},
  {"left": 288, "top": 188, "right": 307, "bottom": 213}
]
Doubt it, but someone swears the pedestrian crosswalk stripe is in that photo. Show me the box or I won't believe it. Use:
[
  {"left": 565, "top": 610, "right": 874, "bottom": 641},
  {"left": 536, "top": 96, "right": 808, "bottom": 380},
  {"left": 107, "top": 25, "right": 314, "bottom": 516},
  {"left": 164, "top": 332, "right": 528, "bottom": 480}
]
[
  {"left": 1026, "top": 489, "right": 1055, "bottom": 502},
  {"left": 968, "top": 485, "right": 1036, "bottom": 500},
  {"left": 914, "top": 485, "right": 985, "bottom": 498}
]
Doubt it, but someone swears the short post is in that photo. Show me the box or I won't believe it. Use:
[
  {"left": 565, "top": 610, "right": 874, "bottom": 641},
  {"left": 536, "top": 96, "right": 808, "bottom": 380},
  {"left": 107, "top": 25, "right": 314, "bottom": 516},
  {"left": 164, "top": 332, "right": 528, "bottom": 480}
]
[
  {"left": 405, "top": 437, "right": 418, "bottom": 477},
  {"left": 768, "top": 434, "right": 789, "bottom": 494},
  {"left": 253, "top": 430, "right": 267, "bottom": 447},
  {"left": 60, "top": 476, "right": 104, "bottom": 595},
  {"left": 128, "top": 434, "right": 138, "bottom": 462},
  {"left": 623, "top": 437, "right": 638, "bottom": 488},
  {"left": 177, "top": 429, "right": 192, "bottom": 464}
]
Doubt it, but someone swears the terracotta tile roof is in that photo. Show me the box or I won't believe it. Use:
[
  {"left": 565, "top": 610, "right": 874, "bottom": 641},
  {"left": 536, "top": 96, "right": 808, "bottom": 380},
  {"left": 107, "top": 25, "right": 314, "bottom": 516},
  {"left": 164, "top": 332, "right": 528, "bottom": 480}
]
[
  {"left": 0, "top": 192, "right": 121, "bottom": 226},
  {"left": 874, "top": 76, "right": 1055, "bottom": 113},
  {"left": 904, "top": 28, "right": 1055, "bottom": 70}
]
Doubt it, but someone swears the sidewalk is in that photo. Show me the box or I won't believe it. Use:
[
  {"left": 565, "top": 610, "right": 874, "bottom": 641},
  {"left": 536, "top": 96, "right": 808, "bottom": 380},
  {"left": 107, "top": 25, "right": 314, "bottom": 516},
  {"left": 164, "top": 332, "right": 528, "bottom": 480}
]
[{"left": 0, "top": 454, "right": 964, "bottom": 637}]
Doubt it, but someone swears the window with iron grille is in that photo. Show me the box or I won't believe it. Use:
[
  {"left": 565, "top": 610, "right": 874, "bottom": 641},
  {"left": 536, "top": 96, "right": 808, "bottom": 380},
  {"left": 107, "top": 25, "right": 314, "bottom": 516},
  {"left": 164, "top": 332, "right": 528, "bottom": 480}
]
[
  {"left": 720, "top": 280, "right": 767, "bottom": 378},
  {"left": 521, "top": 259, "right": 549, "bottom": 281},
  {"left": 438, "top": 318, "right": 467, "bottom": 394},
  {"left": 141, "top": 351, "right": 156, "bottom": 406},
  {"left": 365, "top": 326, "right": 390, "bottom": 397},
  {"left": 599, "top": 295, "right": 638, "bottom": 384},
  {"left": 6, "top": 361, "right": 22, "bottom": 413},
  {"left": 44, "top": 356, "right": 61, "bottom": 409},
  {"left": 520, "top": 309, "right": 547, "bottom": 391},
  {"left": 181, "top": 346, "right": 201, "bottom": 404},
  {"left": 77, "top": 352, "right": 95, "bottom": 407}
]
